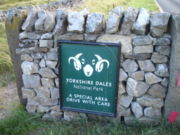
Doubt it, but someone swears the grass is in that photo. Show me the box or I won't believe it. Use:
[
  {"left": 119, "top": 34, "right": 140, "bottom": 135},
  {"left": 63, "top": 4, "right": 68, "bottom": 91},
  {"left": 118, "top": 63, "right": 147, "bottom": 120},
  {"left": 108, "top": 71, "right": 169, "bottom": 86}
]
[
  {"left": 75, "top": 0, "right": 159, "bottom": 15},
  {"left": 0, "top": 72, "right": 16, "bottom": 87},
  {"left": 0, "top": 0, "right": 57, "bottom": 10},
  {"left": 0, "top": 106, "right": 180, "bottom": 135},
  {"left": 0, "top": 105, "right": 44, "bottom": 135},
  {"left": 0, "top": 23, "right": 12, "bottom": 73},
  {"left": 0, "top": 23, "right": 15, "bottom": 87}
]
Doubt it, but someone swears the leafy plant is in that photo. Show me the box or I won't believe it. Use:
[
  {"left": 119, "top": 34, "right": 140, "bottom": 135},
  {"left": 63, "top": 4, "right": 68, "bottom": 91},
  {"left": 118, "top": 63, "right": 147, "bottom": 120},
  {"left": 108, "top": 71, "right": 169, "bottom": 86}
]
[{"left": 0, "top": 105, "right": 44, "bottom": 135}]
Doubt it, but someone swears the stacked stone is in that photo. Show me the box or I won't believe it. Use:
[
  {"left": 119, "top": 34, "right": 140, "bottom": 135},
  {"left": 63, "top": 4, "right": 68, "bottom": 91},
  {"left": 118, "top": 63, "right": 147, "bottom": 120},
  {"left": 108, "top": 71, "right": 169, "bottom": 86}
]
[
  {"left": 97, "top": 8, "right": 171, "bottom": 124},
  {"left": 17, "top": 6, "right": 171, "bottom": 123},
  {"left": 18, "top": 8, "right": 62, "bottom": 120}
]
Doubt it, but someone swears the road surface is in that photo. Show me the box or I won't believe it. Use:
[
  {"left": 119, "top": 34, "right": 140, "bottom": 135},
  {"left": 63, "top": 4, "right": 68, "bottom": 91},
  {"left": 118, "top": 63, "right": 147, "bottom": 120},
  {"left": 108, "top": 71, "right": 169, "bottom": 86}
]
[{"left": 156, "top": 0, "right": 180, "bottom": 14}]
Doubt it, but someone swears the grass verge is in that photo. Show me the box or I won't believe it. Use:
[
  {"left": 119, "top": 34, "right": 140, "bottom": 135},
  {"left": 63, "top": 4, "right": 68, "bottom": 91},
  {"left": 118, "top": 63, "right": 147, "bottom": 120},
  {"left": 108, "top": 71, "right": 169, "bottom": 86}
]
[
  {"left": 0, "top": 0, "right": 57, "bottom": 10},
  {"left": 0, "top": 23, "right": 12, "bottom": 73},
  {"left": 0, "top": 105, "right": 180, "bottom": 135},
  {"left": 0, "top": 105, "right": 44, "bottom": 135},
  {"left": 75, "top": 0, "right": 159, "bottom": 14},
  {"left": 0, "top": 23, "right": 15, "bottom": 87}
]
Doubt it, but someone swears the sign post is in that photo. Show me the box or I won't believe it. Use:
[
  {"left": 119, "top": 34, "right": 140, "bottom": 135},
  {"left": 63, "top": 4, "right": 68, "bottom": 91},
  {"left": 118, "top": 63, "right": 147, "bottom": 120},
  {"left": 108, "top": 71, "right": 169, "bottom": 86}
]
[{"left": 58, "top": 41, "right": 120, "bottom": 116}]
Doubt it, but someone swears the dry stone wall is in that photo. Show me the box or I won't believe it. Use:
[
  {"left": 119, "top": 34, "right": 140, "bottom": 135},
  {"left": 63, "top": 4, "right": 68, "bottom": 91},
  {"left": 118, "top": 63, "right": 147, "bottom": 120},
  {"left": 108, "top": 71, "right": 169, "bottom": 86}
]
[{"left": 10, "top": 6, "right": 172, "bottom": 124}]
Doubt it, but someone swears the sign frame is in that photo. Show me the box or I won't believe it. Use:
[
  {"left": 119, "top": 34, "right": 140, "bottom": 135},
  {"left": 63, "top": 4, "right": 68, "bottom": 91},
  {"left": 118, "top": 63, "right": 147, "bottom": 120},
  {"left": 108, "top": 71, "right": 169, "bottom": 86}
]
[{"left": 58, "top": 40, "right": 121, "bottom": 117}]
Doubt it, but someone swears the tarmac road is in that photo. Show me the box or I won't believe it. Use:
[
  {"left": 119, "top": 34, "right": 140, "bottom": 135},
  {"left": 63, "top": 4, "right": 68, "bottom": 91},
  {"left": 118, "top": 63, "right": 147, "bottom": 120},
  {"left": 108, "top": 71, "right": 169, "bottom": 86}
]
[{"left": 156, "top": 0, "right": 180, "bottom": 14}]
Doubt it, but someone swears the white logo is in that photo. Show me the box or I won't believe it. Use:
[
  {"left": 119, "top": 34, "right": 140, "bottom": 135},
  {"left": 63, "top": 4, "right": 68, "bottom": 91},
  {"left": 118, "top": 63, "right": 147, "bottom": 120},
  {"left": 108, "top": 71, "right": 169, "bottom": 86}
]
[{"left": 68, "top": 53, "right": 110, "bottom": 77}]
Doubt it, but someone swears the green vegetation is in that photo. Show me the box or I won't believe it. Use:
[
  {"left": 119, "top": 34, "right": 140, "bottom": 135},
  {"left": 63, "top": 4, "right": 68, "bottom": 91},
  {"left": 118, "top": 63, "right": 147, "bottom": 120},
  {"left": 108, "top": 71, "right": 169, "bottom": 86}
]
[
  {"left": 76, "top": 0, "right": 159, "bottom": 15},
  {"left": 0, "top": 0, "right": 57, "bottom": 10},
  {"left": 0, "top": 23, "right": 12, "bottom": 73},
  {"left": 0, "top": 23, "right": 15, "bottom": 87},
  {"left": 0, "top": 106, "right": 180, "bottom": 135},
  {"left": 0, "top": 105, "right": 44, "bottom": 135}
]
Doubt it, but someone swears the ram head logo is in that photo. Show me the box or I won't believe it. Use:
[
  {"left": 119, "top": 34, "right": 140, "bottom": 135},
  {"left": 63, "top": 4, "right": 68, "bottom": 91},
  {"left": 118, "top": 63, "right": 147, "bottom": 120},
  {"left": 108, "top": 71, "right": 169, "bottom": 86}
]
[{"left": 68, "top": 53, "right": 110, "bottom": 77}]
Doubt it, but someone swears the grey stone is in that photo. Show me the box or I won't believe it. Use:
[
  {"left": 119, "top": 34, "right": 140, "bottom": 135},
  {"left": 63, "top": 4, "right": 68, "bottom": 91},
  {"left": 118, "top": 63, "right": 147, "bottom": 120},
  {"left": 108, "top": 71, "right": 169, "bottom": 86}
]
[
  {"left": 55, "top": 78, "right": 59, "bottom": 87},
  {"left": 145, "top": 72, "right": 162, "bottom": 85},
  {"left": 54, "top": 68, "right": 59, "bottom": 75},
  {"left": 35, "top": 87, "right": 50, "bottom": 98},
  {"left": 39, "top": 59, "right": 46, "bottom": 68},
  {"left": 124, "top": 53, "right": 151, "bottom": 60},
  {"left": 26, "top": 104, "right": 37, "bottom": 113},
  {"left": 21, "top": 61, "right": 39, "bottom": 75},
  {"left": 151, "top": 53, "right": 168, "bottom": 63},
  {"left": 31, "top": 53, "right": 43, "bottom": 60},
  {"left": 119, "top": 68, "right": 128, "bottom": 81},
  {"left": 67, "top": 12, "right": 85, "bottom": 33},
  {"left": 155, "top": 46, "right": 170, "bottom": 56},
  {"left": 53, "top": 9, "right": 67, "bottom": 36},
  {"left": 22, "top": 87, "right": 36, "bottom": 99},
  {"left": 39, "top": 67, "right": 57, "bottom": 78},
  {"left": 161, "top": 78, "right": 168, "bottom": 87},
  {"left": 46, "top": 60, "right": 57, "bottom": 69},
  {"left": 138, "top": 117, "right": 160, "bottom": 125},
  {"left": 106, "top": 13, "right": 121, "bottom": 33},
  {"left": 50, "top": 105, "right": 61, "bottom": 112},
  {"left": 50, "top": 111, "right": 63, "bottom": 120},
  {"left": 165, "top": 16, "right": 180, "bottom": 121},
  {"left": 79, "top": 8, "right": 89, "bottom": 16},
  {"left": 97, "top": 34, "right": 132, "bottom": 54},
  {"left": 22, "top": 8, "right": 38, "bottom": 31},
  {"left": 148, "top": 84, "right": 166, "bottom": 98},
  {"left": 155, "top": 64, "right": 169, "bottom": 77},
  {"left": 19, "top": 39, "right": 38, "bottom": 48},
  {"left": 41, "top": 33, "right": 53, "bottom": 39},
  {"left": 84, "top": 34, "right": 98, "bottom": 41},
  {"left": 130, "top": 71, "right": 144, "bottom": 81},
  {"left": 55, "top": 33, "right": 83, "bottom": 41},
  {"left": 37, "top": 105, "right": 50, "bottom": 113},
  {"left": 44, "top": 12, "right": 55, "bottom": 32},
  {"left": 137, "top": 95, "right": 164, "bottom": 108},
  {"left": 41, "top": 78, "right": 54, "bottom": 88},
  {"left": 131, "top": 102, "right": 143, "bottom": 118},
  {"left": 22, "top": 74, "right": 41, "bottom": 89},
  {"left": 106, "top": 8, "right": 124, "bottom": 32},
  {"left": 154, "top": 37, "right": 171, "bottom": 46},
  {"left": 21, "top": 54, "right": 33, "bottom": 61},
  {"left": 117, "top": 105, "right": 131, "bottom": 117},
  {"left": 150, "top": 12, "right": 170, "bottom": 37},
  {"left": 112, "top": 6, "right": 124, "bottom": 16},
  {"left": 118, "top": 82, "right": 126, "bottom": 95},
  {"left": 120, "top": 7, "right": 138, "bottom": 35},
  {"left": 120, "top": 95, "right": 133, "bottom": 108},
  {"left": 86, "top": 13, "right": 104, "bottom": 34},
  {"left": 127, "top": 78, "right": 149, "bottom": 97},
  {"left": 50, "top": 88, "right": 59, "bottom": 99},
  {"left": 138, "top": 60, "right": 155, "bottom": 72},
  {"left": 19, "top": 32, "right": 41, "bottom": 40},
  {"left": 16, "top": 47, "right": 36, "bottom": 55},
  {"left": 144, "top": 107, "right": 162, "bottom": 118},
  {"left": 132, "top": 36, "right": 153, "bottom": 46},
  {"left": 134, "top": 45, "right": 153, "bottom": 54},
  {"left": 46, "top": 48, "right": 58, "bottom": 61},
  {"left": 124, "top": 116, "right": 138, "bottom": 125},
  {"left": 122, "top": 59, "right": 138, "bottom": 73},
  {"left": 35, "top": 10, "right": 46, "bottom": 32},
  {"left": 27, "top": 98, "right": 39, "bottom": 106},
  {"left": 64, "top": 111, "right": 80, "bottom": 121},
  {"left": 33, "top": 96, "right": 58, "bottom": 106},
  {"left": 61, "top": 0, "right": 70, "bottom": 5},
  {"left": 39, "top": 40, "right": 53, "bottom": 48},
  {"left": 132, "top": 8, "right": 150, "bottom": 35}
]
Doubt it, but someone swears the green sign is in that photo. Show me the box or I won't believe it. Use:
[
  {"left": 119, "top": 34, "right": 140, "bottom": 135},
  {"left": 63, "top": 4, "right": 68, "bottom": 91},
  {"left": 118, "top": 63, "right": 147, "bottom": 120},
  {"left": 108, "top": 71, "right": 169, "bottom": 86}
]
[{"left": 59, "top": 41, "right": 120, "bottom": 116}]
